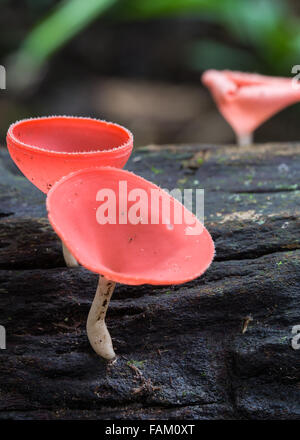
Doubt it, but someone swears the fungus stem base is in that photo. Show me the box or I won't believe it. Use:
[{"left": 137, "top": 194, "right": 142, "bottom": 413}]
[
  {"left": 86, "top": 275, "right": 116, "bottom": 360},
  {"left": 236, "top": 132, "right": 253, "bottom": 147},
  {"left": 62, "top": 241, "right": 79, "bottom": 267}
]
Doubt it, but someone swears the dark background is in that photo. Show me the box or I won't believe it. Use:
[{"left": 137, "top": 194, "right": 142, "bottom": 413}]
[{"left": 1, "top": 0, "right": 300, "bottom": 147}]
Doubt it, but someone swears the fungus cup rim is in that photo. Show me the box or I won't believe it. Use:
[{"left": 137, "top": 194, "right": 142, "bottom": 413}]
[{"left": 7, "top": 115, "right": 133, "bottom": 157}]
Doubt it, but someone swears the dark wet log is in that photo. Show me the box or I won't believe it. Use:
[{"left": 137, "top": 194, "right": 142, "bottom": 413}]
[{"left": 0, "top": 143, "right": 299, "bottom": 420}]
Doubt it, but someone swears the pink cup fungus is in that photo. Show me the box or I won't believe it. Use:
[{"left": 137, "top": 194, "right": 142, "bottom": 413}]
[
  {"left": 6, "top": 116, "right": 133, "bottom": 267},
  {"left": 46, "top": 167, "right": 215, "bottom": 360},
  {"left": 202, "top": 69, "right": 300, "bottom": 146}
]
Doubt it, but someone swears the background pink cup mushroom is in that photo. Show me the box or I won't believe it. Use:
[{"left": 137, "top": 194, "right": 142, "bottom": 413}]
[
  {"left": 6, "top": 116, "right": 133, "bottom": 267},
  {"left": 202, "top": 69, "right": 300, "bottom": 146},
  {"left": 46, "top": 167, "right": 215, "bottom": 360}
]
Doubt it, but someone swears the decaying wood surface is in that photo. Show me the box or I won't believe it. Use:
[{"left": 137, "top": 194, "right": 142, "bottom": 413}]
[{"left": 0, "top": 142, "right": 299, "bottom": 420}]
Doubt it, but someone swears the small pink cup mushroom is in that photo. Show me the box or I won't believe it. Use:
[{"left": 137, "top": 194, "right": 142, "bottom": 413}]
[
  {"left": 6, "top": 116, "right": 133, "bottom": 267},
  {"left": 46, "top": 167, "right": 215, "bottom": 360},
  {"left": 202, "top": 69, "right": 300, "bottom": 146}
]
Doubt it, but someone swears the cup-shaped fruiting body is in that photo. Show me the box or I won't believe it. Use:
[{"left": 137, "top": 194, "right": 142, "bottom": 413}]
[
  {"left": 6, "top": 116, "right": 133, "bottom": 194},
  {"left": 202, "top": 70, "right": 300, "bottom": 146},
  {"left": 6, "top": 116, "right": 133, "bottom": 268},
  {"left": 46, "top": 167, "right": 215, "bottom": 360}
]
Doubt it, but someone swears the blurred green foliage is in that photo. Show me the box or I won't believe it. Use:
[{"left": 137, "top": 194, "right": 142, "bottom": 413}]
[
  {"left": 115, "top": 0, "right": 300, "bottom": 74},
  {"left": 10, "top": 0, "right": 300, "bottom": 84},
  {"left": 13, "top": 0, "right": 117, "bottom": 68}
]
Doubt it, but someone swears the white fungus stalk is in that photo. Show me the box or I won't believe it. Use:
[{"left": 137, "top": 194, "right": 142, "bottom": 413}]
[
  {"left": 86, "top": 275, "right": 116, "bottom": 360},
  {"left": 236, "top": 132, "right": 253, "bottom": 147},
  {"left": 62, "top": 241, "right": 79, "bottom": 267}
]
